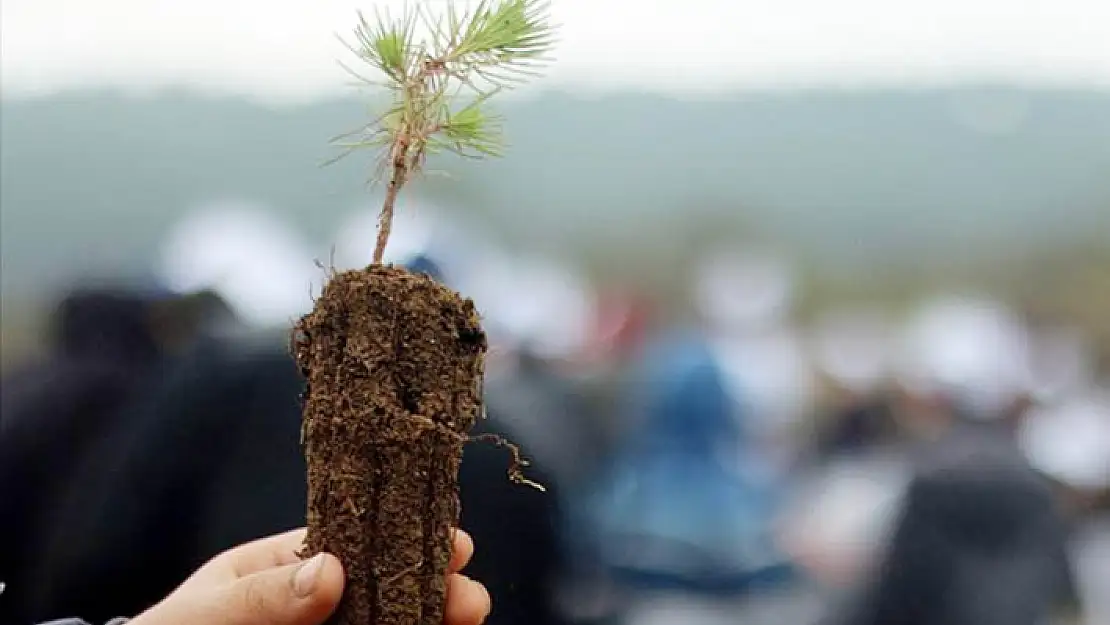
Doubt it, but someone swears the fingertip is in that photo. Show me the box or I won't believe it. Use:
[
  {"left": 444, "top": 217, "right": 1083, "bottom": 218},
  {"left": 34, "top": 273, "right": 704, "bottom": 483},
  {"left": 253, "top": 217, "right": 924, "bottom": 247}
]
[
  {"left": 290, "top": 553, "right": 345, "bottom": 621},
  {"left": 222, "top": 553, "right": 345, "bottom": 625},
  {"left": 314, "top": 553, "right": 346, "bottom": 606},
  {"left": 445, "top": 574, "right": 491, "bottom": 625},
  {"left": 449, "top": 529, "right": 475, "bottom": 573}
]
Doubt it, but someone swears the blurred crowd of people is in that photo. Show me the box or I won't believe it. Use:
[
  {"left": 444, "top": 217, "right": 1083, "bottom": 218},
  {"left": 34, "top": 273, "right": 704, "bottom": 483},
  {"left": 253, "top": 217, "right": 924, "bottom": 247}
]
[{"left": 2, "top": 200, "right": 1108, "bottom": 625}]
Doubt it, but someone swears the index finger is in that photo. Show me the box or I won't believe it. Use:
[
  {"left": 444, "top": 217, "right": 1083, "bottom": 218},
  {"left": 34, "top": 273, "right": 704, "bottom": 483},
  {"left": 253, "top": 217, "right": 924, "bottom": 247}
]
[
  {"left": 225, "top": 526, "right": 471, "bottom": 580},
  {"left": 227, "top": 527, "right": 309, "bottom": 577},
  {"left": 449, "top": 528, "right": 474, "bottom": 574}
]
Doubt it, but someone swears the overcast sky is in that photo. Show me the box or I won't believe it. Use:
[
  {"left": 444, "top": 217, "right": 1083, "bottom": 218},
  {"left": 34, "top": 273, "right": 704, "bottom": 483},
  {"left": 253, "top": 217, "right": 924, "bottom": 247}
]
[{"left": 3, "top": 0, "right": 1110, "bottom": 102}]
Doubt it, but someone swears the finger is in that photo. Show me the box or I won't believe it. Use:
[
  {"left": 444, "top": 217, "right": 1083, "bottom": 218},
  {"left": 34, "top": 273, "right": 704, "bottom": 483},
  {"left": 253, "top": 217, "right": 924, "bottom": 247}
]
[
  {"left": 445, "top": 573, "right": 491, "bottom": 625},
  {"left": 449, "top": 529, "right": 475, "bottom": 574},
  {"left": 227, "top": 528, "right": 309, "bottom": 577},
  {"left": 221, "top": 552, "right": 344, "bottom": 625}
]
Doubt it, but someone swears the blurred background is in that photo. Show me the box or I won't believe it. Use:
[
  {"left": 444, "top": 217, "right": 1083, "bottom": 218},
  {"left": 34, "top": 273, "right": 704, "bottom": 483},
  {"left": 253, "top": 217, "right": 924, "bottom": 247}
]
[{"left": 2, "top": 1, "right": 1108, "bottom": 624}]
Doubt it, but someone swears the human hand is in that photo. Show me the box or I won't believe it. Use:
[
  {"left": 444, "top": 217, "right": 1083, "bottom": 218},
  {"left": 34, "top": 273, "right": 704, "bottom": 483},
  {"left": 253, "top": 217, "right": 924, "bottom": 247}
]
[{"left": 129, "top": 527, "right": 490, "bottom": 625}]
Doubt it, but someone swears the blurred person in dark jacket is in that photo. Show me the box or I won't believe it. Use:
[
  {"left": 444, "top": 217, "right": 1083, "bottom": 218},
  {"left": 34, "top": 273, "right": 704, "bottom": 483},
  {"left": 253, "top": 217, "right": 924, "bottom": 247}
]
[
  {"left": 810, "top": 294, "right": 1084, "bottom": 625},
  {"left": 0, "top": 283, "right": 229, "bottom": 613},
  {"left": 820, "top": 395, "right": 1082, "bottom": 625}
]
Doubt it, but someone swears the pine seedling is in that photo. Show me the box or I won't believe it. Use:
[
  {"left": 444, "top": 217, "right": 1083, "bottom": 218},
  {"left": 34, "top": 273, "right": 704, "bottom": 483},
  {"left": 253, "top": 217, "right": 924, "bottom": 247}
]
[
  {"left": 296, "top": 5, "right": 557, "bottom": 624},
  {"left": 331, "top": 0, "right": 557, "bottom": 264}
]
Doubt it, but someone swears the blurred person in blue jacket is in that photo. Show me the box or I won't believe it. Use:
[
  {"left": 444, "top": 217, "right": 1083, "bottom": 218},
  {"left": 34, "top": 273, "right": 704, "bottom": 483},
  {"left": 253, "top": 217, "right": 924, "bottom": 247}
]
[{"left": 585, "top": 329, "right": 793, "bottom": 596}]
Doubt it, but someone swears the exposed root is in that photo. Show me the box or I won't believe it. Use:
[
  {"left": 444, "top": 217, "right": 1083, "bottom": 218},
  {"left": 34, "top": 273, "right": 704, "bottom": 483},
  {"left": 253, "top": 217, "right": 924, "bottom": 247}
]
[
  {"left": 470, "top": 433, "right": 546, "bottom": 492},
  {"left": 374, "top": 415, "right": 545, "bottom": 492}
]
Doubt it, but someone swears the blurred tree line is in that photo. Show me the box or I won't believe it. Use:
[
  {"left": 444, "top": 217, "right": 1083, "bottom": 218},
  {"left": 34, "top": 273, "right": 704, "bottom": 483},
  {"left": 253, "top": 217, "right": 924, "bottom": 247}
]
[{"left": 2, "top": 86, "right": 1108, "bottom": 365}]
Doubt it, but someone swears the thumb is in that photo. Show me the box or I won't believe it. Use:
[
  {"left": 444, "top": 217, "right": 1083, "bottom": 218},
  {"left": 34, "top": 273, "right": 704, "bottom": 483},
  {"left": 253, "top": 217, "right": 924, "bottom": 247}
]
[{"left": 223, "top": 553, "right": 345, "bottom": 625}]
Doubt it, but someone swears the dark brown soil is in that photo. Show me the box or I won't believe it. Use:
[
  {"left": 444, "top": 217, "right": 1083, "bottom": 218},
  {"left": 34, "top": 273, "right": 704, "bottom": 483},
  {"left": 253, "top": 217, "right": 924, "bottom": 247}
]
[{"left": 294, "top": 265, "right": 487, "bottom": 625}]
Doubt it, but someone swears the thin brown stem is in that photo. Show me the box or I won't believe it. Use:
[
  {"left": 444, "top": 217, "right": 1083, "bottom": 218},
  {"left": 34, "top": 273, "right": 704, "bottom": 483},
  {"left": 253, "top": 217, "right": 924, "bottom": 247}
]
[
  {"left": 371, "top": 59, "right": 432, "bottom": 266},
  {"left": 372, "top": 139, "right": 411, "bottom": 265}
]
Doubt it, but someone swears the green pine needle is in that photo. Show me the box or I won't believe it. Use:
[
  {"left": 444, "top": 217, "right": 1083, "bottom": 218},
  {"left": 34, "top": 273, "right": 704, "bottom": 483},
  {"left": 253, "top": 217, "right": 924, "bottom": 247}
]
[{"left": 333, "top": 0, "right": 556, "bottom": 180}]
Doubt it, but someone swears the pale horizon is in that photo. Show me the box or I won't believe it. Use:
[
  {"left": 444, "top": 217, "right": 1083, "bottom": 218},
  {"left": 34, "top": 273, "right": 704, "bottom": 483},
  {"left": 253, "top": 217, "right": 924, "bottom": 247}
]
[{"left": 3, "top": 0, "right": 1110, "bottom": 104}]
